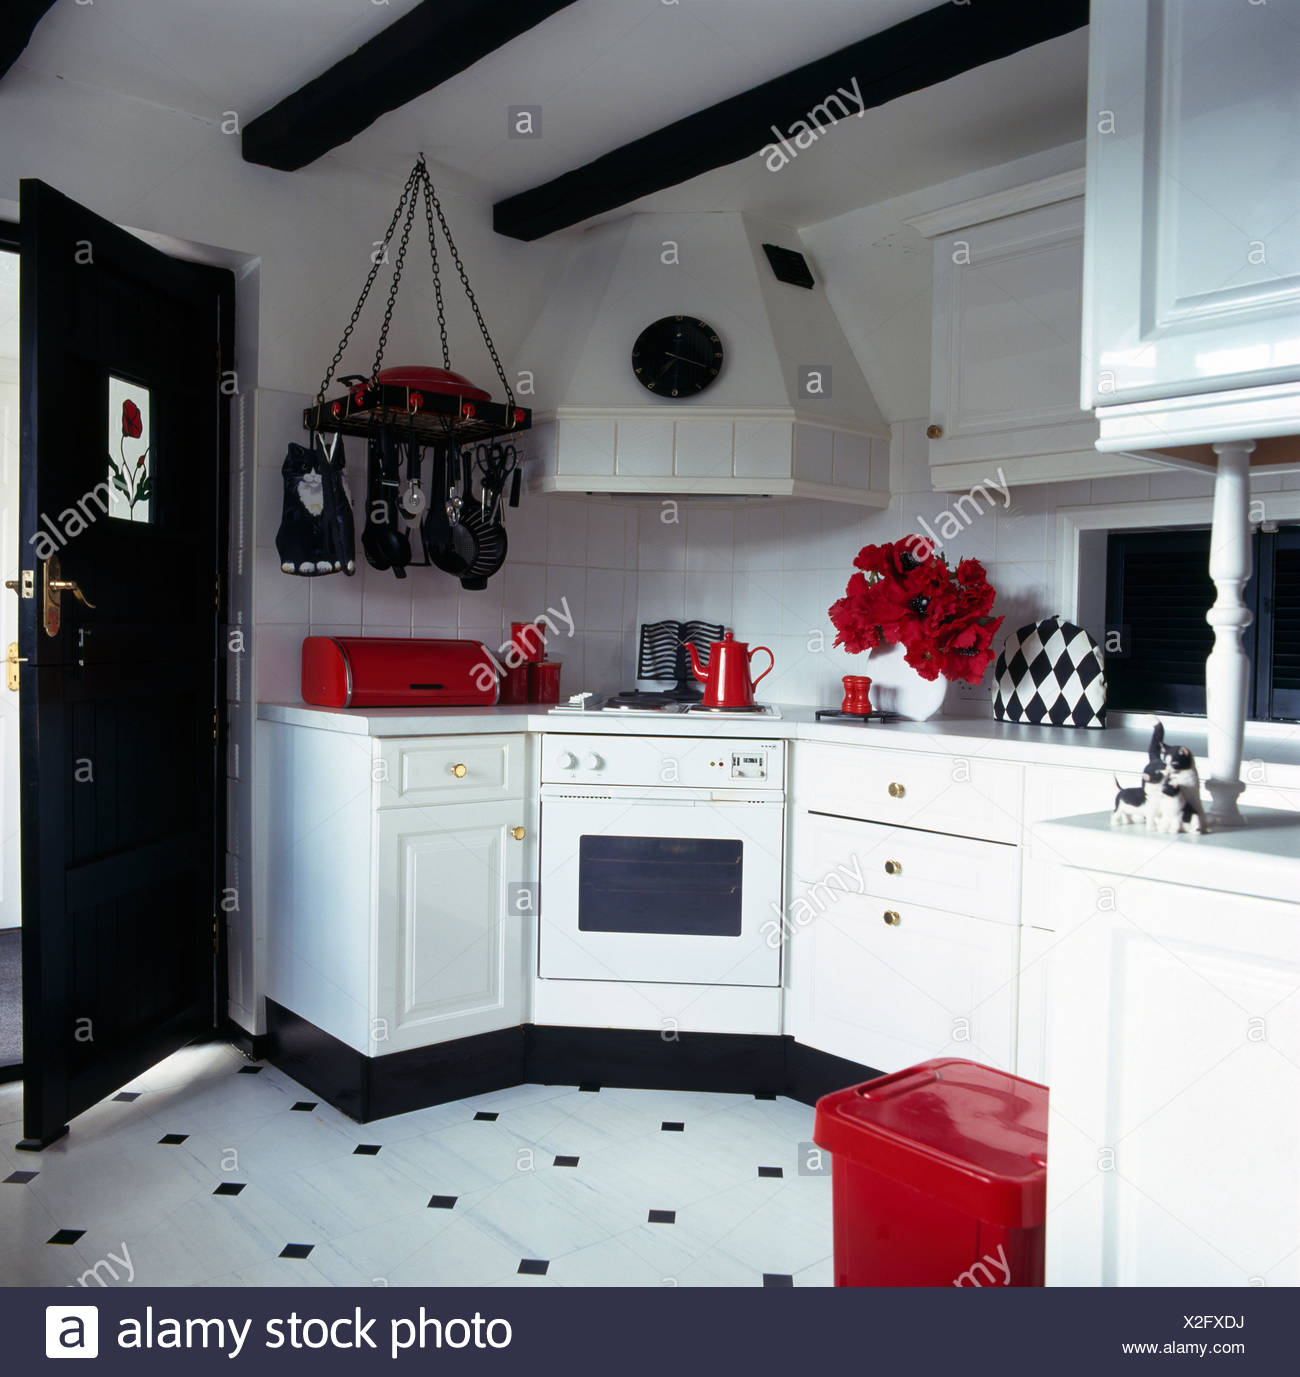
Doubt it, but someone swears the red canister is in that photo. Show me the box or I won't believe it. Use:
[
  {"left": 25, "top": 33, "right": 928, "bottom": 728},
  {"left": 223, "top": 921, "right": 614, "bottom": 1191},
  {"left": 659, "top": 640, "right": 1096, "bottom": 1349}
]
[
  {"left": 510, "top": 620, "right": 547, "bottom": 663},
  {"left": 498, "top": 664, "right": 530, "bottom": 704},
  {"left": 841, "top": 674, "right": 873, "bottom": 715},
  {"left": 529, "top": 661, "right": 561, "bottom": 704}
]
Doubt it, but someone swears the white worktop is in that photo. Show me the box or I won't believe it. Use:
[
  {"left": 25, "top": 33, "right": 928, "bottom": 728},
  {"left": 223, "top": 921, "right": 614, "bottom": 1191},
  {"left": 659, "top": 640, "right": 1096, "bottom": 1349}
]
[
  {"left": 1031, "top": 809, "right": 1300, "bottom": 900},
  {"left": 256, "top": 700, "right": 1300, "bottom": 783}
]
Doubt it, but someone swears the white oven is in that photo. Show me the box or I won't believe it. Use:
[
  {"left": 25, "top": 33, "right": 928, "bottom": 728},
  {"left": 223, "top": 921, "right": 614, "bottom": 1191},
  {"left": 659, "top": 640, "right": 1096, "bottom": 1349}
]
[{"left": 539, "top": 735, "right": 784, "bottom": 988}]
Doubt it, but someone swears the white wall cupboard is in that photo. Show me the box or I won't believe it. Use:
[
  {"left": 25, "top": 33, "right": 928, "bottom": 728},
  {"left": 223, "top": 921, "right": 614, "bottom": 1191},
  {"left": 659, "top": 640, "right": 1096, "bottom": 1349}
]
[
  {"left": 261, "top": 724, "right": 534, "bottom": 1059},
  {"left": 910, "top": 178, "right": 1147, "bottom": 490},
  {"left": 1083, "top": 0, "right": 1300, "bottom": 458}
]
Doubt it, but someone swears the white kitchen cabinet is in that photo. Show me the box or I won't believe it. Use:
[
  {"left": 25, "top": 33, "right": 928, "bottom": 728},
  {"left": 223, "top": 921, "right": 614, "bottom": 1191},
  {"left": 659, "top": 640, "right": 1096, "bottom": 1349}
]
[
  {"left": 375, "top": 801, "right": 528, "bottom": 1055},
  {"left": 1038, "top": 851, "right": 1300, "bottom": 1287},
  {"left": 910, "top": 178, "right": 1147, "bottom": 490},
  {"left": 792, "top": 883, "right": 1019, "bottom": 1075},
  {"left": 1083, "top": 0, "right": 1300, "bottom": 457},
  {"left": 794, "top": 808, "right": 1019, "bottom": 926},
  {"left": 262, "top": 722, "right": 534, "bottom": 1060},
  {"left": 787, "top": 749, "right": 1023, "bottom": 1074},
  {"left": 794, "top": 740, "right": 1023, "bottom": 845}
]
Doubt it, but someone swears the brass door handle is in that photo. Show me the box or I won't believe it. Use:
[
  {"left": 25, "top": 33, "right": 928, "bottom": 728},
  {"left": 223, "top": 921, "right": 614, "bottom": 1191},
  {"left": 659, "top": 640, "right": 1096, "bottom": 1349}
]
[
  {"left": 6, "top": 642, "right": 26, "bottom": 692},
  {"left": 884, "top": 859, "right": 902, "bottom": 875},
  {"left": 42, "top": 554, "right": 94, "bottom": 637},
  {"left": 49, "top": 578, "right": 96, "bottom": 610},
  {"left": 451, "top": 763, "right": 468, "bottom": 778},
  {"left": 883, "top": 910, "right": 902, "bottom": 927},
  {"left": 887, "top": 782, "right": 905, "bottom": 799},
  {"left": 511, "top": 826, "right": 526, "bottom": 841}
]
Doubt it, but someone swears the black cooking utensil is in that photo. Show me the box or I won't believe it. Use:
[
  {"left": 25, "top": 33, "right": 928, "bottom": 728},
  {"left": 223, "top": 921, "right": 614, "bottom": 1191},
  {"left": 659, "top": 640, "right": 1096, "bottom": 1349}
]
[{"left": 360, "top": 424, "right": 411, "bottom": 577}]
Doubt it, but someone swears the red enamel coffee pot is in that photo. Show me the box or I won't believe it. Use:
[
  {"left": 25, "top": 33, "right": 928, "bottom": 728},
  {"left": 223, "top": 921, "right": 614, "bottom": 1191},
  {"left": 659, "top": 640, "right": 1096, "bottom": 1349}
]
[{"left": 685, "top": 631, "right": 775, "bottom": 709}]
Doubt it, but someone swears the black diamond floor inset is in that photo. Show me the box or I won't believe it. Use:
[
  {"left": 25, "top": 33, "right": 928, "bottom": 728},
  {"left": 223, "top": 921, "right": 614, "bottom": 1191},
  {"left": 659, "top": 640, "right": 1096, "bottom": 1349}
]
[
  {"left": 237, "top": 1065, "right": 263, "bottom": 1075},
  {"left": 648, "top": 1209, "right": 676, "bottom": 1224},
  {"left": 112, "top": 1091, "right": 141, "bottom": 1102},
  {"left": 158, "top": 1134, "right": 188, "bottom": 1146},
  {"left": 553, "top": 1155, "right": 579, "bottom": 1168},
  {"left": 213, "top": 1183, "right": 246, "bottom": 1197},
  {"left": 758, "top": 1166, "right": 784, "bottom": 1179},
  {"left": 354, "top": 1144, "right": 382, "bottom": 1156},
  {"left": 279, "top": 1243, "right": 315, "bottom": 1260},
  {"left": 4, "top": 1170, "right": 38, "bottom": 1185},
  {"left": 473, "top": 1111, "right": 498, "bottom": 1122},
  {"left": 661, "top": 1121, "right": 684, "bottom": 1132},
  {"left": 517, "top": 1259, "right": 549, "bottom": 1275},
  {"left": 290, "top": 1101, "right": 317, "bottom": 1112},
  {"left": 428, "top": 1195, "right": 457, "bottom": 1210},
  {"left": 763, "top": 1273, "right": 794, "bottom": 1287},
  {"left": 578, "top": 1083, "right": 600, "bottom": 1093},
  {"left": 47, "top": 1229, "right": 85, "bottom": 1246}
]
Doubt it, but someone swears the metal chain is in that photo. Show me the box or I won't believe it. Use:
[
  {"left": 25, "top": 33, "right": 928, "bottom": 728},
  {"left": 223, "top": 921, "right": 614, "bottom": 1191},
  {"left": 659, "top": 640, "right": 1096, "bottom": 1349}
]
[
  {"left": 369, "top": 179, "right": 420, "bottom": 383},
  {"left": 313, "top": 161, "right": 420, "bottom": 405},
  {"left": 420, "top": 174, "right": 451, "bottom": 371},
  {"left": 314, "top": 154, "right": 518, "bottom": 419},
  {"left": 422, "top": 166, "right": 516, "bottom": 414}
]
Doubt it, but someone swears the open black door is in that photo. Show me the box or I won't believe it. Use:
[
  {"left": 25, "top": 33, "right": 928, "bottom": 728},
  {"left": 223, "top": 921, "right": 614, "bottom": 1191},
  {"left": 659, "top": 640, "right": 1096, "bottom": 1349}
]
[{"left": 16, "top": 180, "right": 232, "bottom": 1148}]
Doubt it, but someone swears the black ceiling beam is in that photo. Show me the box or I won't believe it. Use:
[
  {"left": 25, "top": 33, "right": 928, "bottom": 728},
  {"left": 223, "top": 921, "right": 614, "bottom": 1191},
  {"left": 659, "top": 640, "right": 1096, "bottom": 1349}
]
[
  {"left": 494, "top": 0, "right": 1089, "bottom": 241},
  {"left": 243, "top": 0, "right": 579, "bottom": 172},
  {"left": 2, "top": 1, "right": 58, "bottom": 80}
]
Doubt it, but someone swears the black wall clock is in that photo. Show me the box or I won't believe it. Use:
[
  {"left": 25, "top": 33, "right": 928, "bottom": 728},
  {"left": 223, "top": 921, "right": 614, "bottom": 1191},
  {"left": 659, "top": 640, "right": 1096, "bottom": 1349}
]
[{"left": 631, "top": 315, "right": 723, "bottom": 397}]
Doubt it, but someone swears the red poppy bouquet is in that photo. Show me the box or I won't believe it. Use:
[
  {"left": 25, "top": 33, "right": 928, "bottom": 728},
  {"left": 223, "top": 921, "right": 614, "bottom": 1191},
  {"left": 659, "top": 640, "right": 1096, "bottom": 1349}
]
[{"left": 828, "top": 536, "right": 1003, "bottom": 684}]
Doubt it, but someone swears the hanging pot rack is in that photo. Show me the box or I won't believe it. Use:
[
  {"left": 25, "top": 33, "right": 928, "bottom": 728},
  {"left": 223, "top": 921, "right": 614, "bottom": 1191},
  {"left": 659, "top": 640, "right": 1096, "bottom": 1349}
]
[{"left": 303, "top": 154, "right": 531, "bottom": 447}]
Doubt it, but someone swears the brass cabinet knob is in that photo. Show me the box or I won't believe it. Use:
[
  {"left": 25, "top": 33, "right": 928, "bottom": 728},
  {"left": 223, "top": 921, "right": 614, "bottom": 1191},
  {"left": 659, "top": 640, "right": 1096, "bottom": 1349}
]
[
  {"left": 511, "top": 826, "right": 526, "bottom": 841},
  {"left": 452, "top": 763, "right": 468, "bottom": 778},
  {"left": 883, "top": 910, "right": 902, "bottom": 927},
  {"left": 887, "top": 781, "right": 905, "bottom": 799},
  {"left": 884, "top": 859, "right": 902, "bottom": 876},
  {"left": 925, "top": 423, "right": 943, "bottom": 439}
]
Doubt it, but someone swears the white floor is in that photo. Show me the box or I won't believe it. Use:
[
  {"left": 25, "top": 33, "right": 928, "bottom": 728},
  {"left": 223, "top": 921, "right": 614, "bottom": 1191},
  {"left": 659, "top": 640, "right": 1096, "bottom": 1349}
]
[{"left": 0, "top": 1045, "right": 834, "bottom": 1287}]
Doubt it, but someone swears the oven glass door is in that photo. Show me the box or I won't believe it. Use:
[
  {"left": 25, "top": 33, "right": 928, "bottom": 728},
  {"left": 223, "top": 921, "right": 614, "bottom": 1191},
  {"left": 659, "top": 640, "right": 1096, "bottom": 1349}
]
[{"left": 539, "top": 793, "right": 783, "bottom": 986}]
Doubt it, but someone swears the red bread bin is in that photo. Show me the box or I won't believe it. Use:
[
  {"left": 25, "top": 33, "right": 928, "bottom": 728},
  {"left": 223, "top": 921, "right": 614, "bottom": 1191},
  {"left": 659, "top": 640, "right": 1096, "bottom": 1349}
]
[
  {"left": 814, "top": 1058, "right": 1047, "bottom": 1287},
  {"left": 301, "top": 636, "right": 499, "bottom": 709}
]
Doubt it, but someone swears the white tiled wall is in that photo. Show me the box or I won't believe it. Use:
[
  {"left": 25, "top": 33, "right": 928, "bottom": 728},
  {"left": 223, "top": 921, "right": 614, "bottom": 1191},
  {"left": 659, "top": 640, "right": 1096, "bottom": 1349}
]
[
  {"left": 252, "top": 402, "right": 1296, "bottom": 715},
  {"left": 252, "top": 390, "right": 640, "bottom": 705}
]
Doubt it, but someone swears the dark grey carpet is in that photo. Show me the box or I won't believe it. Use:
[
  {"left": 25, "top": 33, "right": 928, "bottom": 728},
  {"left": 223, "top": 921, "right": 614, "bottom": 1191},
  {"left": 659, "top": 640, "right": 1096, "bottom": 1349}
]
[{"left": 0, "top": 926, "right": 20, "bottom": 1067}]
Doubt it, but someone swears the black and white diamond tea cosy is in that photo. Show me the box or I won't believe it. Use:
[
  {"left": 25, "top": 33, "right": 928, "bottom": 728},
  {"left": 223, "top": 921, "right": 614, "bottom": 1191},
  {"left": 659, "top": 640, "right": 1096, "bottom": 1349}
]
[{"left": 992, "top": 616, "right": 1106, "bottom": 728}]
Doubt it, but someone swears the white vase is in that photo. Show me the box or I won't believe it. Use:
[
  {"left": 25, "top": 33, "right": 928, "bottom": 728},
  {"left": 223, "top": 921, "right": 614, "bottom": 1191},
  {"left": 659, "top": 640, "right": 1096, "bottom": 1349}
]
[{"left": 863, "top": 642, "right": 948, "bottom": 722}]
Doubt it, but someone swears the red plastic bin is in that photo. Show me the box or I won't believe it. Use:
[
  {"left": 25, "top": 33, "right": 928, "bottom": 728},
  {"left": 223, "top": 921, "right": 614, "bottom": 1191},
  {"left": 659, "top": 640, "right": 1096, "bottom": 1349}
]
[{"left": 813, "top": 1058, "right": 1047, "bottom": 1288}]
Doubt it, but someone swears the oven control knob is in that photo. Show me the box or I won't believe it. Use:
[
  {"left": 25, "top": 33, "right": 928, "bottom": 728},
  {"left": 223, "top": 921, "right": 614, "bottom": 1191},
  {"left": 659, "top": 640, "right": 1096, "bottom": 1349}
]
[
  {"left": 582, "top": 751, "right": 603, "bottom": 771},
  {"left": 554, "top": 751, "right": 578, "bottom": 770}
]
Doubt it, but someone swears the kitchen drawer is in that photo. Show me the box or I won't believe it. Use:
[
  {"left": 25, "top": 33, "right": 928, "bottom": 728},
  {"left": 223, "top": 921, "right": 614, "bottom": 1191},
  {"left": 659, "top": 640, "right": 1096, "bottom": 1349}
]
[
  {"left": 803, "top": 890, "right": 1019, "bottom": 1074},
  {"left": 795, "top": 742, "right": 1022, "bottom": 844},
  {"left": 794, "top": 811, "right": 1019, "bottom": 925},
  {"left": 376, "top": 734, "right": 524, "bottom": 808}
]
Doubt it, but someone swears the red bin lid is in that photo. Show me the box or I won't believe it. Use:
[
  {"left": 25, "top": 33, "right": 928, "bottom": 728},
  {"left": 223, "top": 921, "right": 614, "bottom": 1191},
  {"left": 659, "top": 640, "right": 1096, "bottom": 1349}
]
[{"left": 813, "top": 1059, "right": 1048, "bottom": 1228}]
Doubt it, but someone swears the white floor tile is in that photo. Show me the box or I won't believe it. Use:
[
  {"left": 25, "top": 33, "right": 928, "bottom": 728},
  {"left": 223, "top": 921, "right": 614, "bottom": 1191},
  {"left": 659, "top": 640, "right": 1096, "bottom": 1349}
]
[{"left": 0, "top": 1047, "right": 835, "bottom": 1288}]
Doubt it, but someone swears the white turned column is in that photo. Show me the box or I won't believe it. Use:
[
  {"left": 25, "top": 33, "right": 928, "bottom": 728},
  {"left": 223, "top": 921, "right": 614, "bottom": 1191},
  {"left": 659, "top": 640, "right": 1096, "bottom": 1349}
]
[{"left": 1204, "top": 440, "right": 1255, "bottom": 827}]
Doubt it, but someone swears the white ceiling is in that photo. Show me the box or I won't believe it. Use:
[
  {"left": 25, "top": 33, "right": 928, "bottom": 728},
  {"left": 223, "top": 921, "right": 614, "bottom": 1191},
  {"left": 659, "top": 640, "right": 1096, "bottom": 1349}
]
[{"left": 16, "top": 0, "right": 1087, "bottom": 231}]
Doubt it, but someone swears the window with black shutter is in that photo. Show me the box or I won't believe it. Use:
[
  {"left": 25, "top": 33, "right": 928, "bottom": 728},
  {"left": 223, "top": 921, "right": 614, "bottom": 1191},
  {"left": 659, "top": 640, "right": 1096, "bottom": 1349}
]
[{"left": 1105, "top": 526, "right": 1297, "bottom": 723}]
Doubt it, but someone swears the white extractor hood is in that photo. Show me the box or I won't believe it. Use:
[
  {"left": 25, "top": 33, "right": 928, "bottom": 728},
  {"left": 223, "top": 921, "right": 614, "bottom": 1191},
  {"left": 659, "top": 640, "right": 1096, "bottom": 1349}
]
[{"left": 515, "top": 212, "right": 890, "bottom": 505}]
